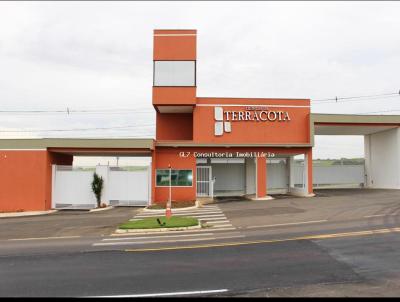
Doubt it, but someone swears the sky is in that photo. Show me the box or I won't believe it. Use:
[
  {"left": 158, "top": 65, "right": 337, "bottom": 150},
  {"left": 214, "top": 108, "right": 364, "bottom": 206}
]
[{"left": 1, "top": 1, "right": 400, "bottom": 163}]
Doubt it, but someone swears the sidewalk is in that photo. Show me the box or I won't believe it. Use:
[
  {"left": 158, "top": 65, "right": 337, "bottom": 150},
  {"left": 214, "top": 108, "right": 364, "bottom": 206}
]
[{"left": 0, "top": 210, "right": 57, "bottom": 218}]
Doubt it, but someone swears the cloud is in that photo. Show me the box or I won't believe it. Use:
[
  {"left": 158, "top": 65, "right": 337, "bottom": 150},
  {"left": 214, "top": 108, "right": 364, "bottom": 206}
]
[{"left": 0, "top": 1, "right": 400, "bottom": 158}]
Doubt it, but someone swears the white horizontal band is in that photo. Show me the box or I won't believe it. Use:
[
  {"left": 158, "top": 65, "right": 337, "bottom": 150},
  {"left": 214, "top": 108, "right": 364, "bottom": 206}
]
[
  {"left": 154, "top": 34, "right": 196, "bottom": 37},
  {"left": 197, "top": 104, "right": 310, "bottom": 108},
  {"left": 95, "top": 289, "right": 228, "bottom": 298},
  {"left": 0, "top": 148, "right": 46, "bottom": 151}
]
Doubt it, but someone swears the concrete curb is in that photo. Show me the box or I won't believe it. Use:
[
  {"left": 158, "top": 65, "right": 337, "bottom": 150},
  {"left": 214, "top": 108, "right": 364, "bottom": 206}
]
[
  {"left": 142, "top": 202, "right": 200, "bottom": 213},
  {"left": 0, "top": 210, "right": 58, "bottom": 218},
  {"left": 289, "top": 193, "right": 316, "bottom": 198},
  {"left": 115, "top": 223, "right": 202, "bottom": 234},
  {"left": 89, "top": 206, "right": 114, "bottom": 213},
  {"left": 250, "top": 195, "right": 275, "bottom": 201}
]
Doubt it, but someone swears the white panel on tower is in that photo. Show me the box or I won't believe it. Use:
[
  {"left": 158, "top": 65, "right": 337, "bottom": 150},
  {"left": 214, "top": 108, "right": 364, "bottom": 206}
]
[
  {"left": 154, "top": 61, "right": 195, "bottom": 86},
  {"left": 214, "top": 107, "right": 223, "bottom": 121},
  {"left": 215, "top": 122, "right": 223, "bottom": 136},
  {"left": 224, "top": 122, "right": 231, "bottom": 133}
]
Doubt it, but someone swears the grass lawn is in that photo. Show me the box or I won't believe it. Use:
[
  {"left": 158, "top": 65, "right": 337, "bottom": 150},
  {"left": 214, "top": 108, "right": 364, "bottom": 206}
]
[
  {"left": 146, "top": 201, "right": 196, "bottom": 209},
  {"left": 119, "top": 216, "right": 199, "bottom": 229}
]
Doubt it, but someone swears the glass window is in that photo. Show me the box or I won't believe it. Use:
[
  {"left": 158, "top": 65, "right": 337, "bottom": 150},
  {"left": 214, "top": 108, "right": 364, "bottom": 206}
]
[
  {"left": 154, "top": 61, "right": 195, "bottom": 86},
  {"left": 156, "top": 169, "right": 193, "bottom": 186}
]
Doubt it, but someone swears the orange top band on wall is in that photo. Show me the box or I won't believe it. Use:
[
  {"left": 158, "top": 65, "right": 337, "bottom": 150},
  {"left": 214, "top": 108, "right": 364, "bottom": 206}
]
[{"left": 153, "top": 29, "right": 197, "bottom": 60}]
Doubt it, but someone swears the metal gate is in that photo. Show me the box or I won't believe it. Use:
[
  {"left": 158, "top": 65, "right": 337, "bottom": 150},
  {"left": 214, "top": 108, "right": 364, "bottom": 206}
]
[
  {"left": 52, "top": 165, "right": 97, "bottom": 209},
  {"left": 196, "top": 166, "right": 212, "bottom": 197},
  {"left": 108, "top": 166, "right": 150, "bottom": 206},
  {"left": 52, "top": 165, "right": 150, "bottom": 209},
  {"left": 267, "top": 158, "right": 289, "bottom": 193}
]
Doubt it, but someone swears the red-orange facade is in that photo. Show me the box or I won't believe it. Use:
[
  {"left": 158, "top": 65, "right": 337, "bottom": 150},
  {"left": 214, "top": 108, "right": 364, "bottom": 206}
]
[
  {"left": 152, "top": 29, "right": 313, "bottom": 204},
  {"left": 0, "top": 29, "right": 314, "bottom": 212}
]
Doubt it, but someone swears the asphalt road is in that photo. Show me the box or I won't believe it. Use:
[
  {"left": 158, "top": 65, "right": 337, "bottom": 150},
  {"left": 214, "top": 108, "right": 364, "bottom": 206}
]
[
  {"left": 0, "top": 238, "right": 360, "bottom": 297},
  {"left": 1, "top": 189, "right": 400, "bottom": 297},
  {"left": 0, "top": 207, "right": 139, "bottom": 240},
  {"left": 1, "top": 232, "right": 400, "bottom": 297}
]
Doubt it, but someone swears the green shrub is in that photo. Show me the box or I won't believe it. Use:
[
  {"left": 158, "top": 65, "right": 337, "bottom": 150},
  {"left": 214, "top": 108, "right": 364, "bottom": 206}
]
[{"left": 91, "top": 173, "right": 104, "bottom": 208}]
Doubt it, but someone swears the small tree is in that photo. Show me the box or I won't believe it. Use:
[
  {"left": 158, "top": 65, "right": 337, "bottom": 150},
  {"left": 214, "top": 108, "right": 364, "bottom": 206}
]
[{"left": 91, "top": 173, "right": 104, "bottom": 208}]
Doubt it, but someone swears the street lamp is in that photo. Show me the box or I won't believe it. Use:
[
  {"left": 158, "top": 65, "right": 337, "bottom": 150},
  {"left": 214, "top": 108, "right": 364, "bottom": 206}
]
[{"left": 166, "top": 164, "right": 172, "bottom": 219}]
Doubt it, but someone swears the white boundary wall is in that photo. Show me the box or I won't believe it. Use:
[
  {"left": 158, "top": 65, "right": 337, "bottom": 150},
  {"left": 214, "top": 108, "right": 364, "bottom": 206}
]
[
  {"left": 245, "top": 158, "right": 256, "bottom": 194},
  {"left": 108, "top": 167, "right": 151, "bottom": 206},
  {"left": 52, "top": 164, "right": 151, "bottom": 209},
  {"left": 311, "top": 165, "right": 364, "bottom": 187},
  {"left": 292, "top": 164, "right": 364, "bottom": 188},
  {"left": 52, "top": 166, "right": 96, "bottom": 209},
  {"left": 267, "top": 159, "right": 288, "bottom": 189},
  {"left": 365, "top": 128, "right": 400, "bottom": 189}
]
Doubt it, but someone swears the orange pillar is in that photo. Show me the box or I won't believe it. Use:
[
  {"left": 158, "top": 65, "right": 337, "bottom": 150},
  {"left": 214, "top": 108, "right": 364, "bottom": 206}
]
[
  {"left": 46, "top": 152, "right": 73, "bottom": 210},
  {"left": 151, "top": 150, "right": 156, "bottom": 205},
  {"left": 307, "top": 148, "right": 313, "bottom": 194},
  {"left": 256, "top": 156, "right": 267, "bottom": 198}
]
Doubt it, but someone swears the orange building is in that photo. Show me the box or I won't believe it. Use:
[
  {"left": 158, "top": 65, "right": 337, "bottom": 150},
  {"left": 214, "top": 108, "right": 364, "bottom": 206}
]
[
  {"left": 2, "top": 29, "right": 400, "bottom": 212},
  {"left": 152, "top": 29, "right": 313, "bottom": 203}
]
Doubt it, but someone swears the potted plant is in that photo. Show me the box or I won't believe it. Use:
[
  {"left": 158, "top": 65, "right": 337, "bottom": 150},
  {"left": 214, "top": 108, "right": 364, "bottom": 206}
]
[{"left": 91, "top": 172, "right": 104, "bottom": 208}]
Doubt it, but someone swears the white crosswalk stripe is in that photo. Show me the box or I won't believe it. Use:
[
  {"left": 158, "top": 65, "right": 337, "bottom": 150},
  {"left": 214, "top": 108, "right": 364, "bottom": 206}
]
[
  {"left": 92, "top": 205, "right": 238, "bottom": 247},
  {"left": 134, "top": 211, "right": 225, "bottom": 216},
  {"left": 129, "top": 205, "right": 235, "bottom": 230},
  {"left": 93, "top": 235, "right": 245, "bottom": 247}
]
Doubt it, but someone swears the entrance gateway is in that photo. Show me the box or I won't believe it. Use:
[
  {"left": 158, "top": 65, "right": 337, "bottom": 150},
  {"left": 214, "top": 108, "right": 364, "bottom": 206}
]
[
  {"left": 0, "top": 29, "right": 399, "bottom": 212},
  {"left": 195, "top": 157, "right": 287, "bottom": 198}
]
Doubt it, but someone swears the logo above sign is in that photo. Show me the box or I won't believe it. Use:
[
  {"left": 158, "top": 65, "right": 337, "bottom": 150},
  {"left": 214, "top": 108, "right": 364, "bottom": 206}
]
[{"left": 214, "top": 106, "right": 291, "bottom": 136}]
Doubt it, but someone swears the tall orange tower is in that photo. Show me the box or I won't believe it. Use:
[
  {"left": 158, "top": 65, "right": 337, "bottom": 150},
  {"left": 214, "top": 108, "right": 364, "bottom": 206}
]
[{"left": 153, "top": 29, "right": 197, "bottom": 141}]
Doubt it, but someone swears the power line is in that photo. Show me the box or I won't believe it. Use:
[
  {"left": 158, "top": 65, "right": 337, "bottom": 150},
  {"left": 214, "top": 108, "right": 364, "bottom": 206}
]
[
  {"left": 0, "top": 110, "right": 154, "bottom": 115},
  {"left": 0, "top": 124, "right": 155, "bottom": 133},
  {"left": 355, "top": 108, "right": 400, "bottom": 114},
  {"left": 0, "top": 112, "right": 154, "bottom": 116},
  {"left": 312, "top": 94, "right": 400, "bottom": 105},
  {"left": 312, "top": 91, "right": 400, "bottom": 103},
  {"left": 1, "top": 90, "right": 399, "bottom": 114}
]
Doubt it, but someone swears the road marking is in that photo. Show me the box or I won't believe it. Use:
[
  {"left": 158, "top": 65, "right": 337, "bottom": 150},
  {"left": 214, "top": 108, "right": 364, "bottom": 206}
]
[
  {"left": 125, "top": 227, "right": 400, "bottom": 252},
  {"left": 93, "top": 235, "right": 244, "bottom": 246},
  {"left": 135, "top": 211, "right": 224, "bottom": 215},
  {"left": 102, "top": 233, "right": 215, "bottom": 241},
  {"left": 129, "top": 216, "right": 227, "bottom": 222},
  {"left": 199, "top": 217, "right": 229, "bottom": 221},
  {"left": 7, "top": 236, "right": 81, "bottom": 241},
  {"left": 138, "top": 210, "right": 223, "bottom": 214},
  {"left": 134, "top": 214, "right": 226, "bottom": 219},
  {"left": 364, "top": 213, "right": 400, "bottom": 218},
  {"left": 128, "top": 217, "right": 228, "bottom": 221},
  {"left": 129, "top": 216, "right": 228, "bottom": 221},
  {"left": 109, "top": 227, "right": 237, "bottom": 236},
  {"left": 210, "top": 224, "right": 235, "bottom": 228},
  {"left": 182, "top": 215, "right": 227, "bottom": 219},
  {"left": 134, "top": 213, "right": 225, "bottom": 218},
  {"left": 203, "top": 227, "right": 237, "bottom": 231},
  {"left": 92, "top": 289, "right": 228, "bottom": 297},
  {"left": 244, "top": 220, "right": 328, "bottom": 229},
  {"left": 94, "top": 237, "right": 217, "bottom": 246},
  {"left": 205, "top": 220, "right": 232, "bottom": 224}
]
